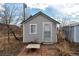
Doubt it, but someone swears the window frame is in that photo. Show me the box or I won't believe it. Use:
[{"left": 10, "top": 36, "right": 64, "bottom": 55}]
[{"left": 29, "top": 24, "right": 37, "bottom": 34}]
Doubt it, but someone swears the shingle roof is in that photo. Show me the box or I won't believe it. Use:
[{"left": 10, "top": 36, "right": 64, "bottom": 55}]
[{"left": 21, "top": 11, "right": 60, "bottom": 24}]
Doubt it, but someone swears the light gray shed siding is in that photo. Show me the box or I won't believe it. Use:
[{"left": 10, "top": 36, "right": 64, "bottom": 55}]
[
  {"left": 23, "top": 15, "right": 57, "bottom": 43},
  {"left": 75, "top": 25, "right": 79, "bottom": 42},
  {"left": 63, "top": 25, "right": 79, "bottom": 43},
  {"left": 70, "top": 27, "right": 74, "bottom": 42}
]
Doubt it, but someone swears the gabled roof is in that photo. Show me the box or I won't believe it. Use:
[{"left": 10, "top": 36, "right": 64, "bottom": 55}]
[{"left": 21, "top": 11, "right": 60, "bottom": 24}]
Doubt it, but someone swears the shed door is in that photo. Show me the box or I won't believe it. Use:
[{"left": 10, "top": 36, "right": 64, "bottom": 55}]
[{"left": 43, "top": 22, "right": 52, "bottom": 42}]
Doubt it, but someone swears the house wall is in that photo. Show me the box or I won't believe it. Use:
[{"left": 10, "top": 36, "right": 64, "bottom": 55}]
[
  {"left": 70, "top": 27, "right": 74, "bottom": 42},
  {"left": 68, "top": 27, "right": 74, "bottom": 42},
  {"left": 75, "top": 25, "right": 79, "bottom": 42},
  {"left": 63, "top": 25, "right": 79, "bottom": 43},
  {"left": 23, "top": 15, "right": 57, "bottom": 43}
]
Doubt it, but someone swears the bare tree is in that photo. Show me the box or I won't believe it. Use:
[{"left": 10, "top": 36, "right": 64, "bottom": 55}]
[
  {"left": 0, "top": 3, "right": 27, "bottom": 43},
  {"left": 2, "top": 3, "right": 19, "bottom": 43}
]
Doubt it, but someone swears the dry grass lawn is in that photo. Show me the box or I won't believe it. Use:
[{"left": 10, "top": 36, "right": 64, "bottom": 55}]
[
  {"left": 0, "top": 35, "right": 23, "bottom": 56},
  {"left": 0, "top": 30, "right": 79, "bottom": 56},
  {"left": 18, "top": 39, "right": 77, "bottom": 56}
]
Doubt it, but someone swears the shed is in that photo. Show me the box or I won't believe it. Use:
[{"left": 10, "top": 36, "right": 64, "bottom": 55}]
[{"left": 22, "top": 11, "right": 59, "bottom": 44}]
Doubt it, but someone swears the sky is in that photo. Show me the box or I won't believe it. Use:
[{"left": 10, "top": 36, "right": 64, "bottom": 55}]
[
  {"left": 26, "top": 0, "right": 79, "bottom": 22},
  {"left": 0, "top": 0, "right": 79, "bottom": 25}
]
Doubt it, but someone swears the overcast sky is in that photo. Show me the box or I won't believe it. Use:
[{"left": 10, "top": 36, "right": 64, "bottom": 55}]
[
  {"left": 0, "top": 0, "right": 79, "bottom": 24},
  {"left": 26, "top": 0, "right": 79, "bottom": 22}
]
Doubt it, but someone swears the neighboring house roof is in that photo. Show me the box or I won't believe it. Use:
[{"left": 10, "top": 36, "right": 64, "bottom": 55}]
[
  {"left": 63, "top": 22, "right": 79, "bottom": 27},
  {"left": 21, "top": 11, "right": 60, "bottom": 24},
  {"left": 70, "top": 22, "right": 79, "bottom": 27}
]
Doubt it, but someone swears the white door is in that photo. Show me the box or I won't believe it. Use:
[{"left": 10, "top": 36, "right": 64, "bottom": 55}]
[{"left": 43, "top": 22, "right": 52, "bottom": 42}]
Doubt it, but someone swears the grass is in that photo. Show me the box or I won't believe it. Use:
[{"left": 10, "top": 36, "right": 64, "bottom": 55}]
[
  {"left": 0, "top": 35, "right": 23, "bottom": 56},
  {"left": 0, "top": 30, "right": 79, "bottom": 56}
]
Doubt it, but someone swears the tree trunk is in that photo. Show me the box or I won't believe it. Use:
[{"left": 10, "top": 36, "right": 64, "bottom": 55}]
[
  {"left": 9, "top": 28, "right": 19, "bottom": 40},
  {"left": 7, "top": 25, "right": 10, "bottom": 43},
  {"left": 6, "top": 19, "right": 10, "bottom": 43}
]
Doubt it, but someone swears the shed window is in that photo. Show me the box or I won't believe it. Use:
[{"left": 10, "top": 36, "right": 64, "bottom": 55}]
[{"left": 30, "top": 24, "right": 37, "bottom": 34}]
